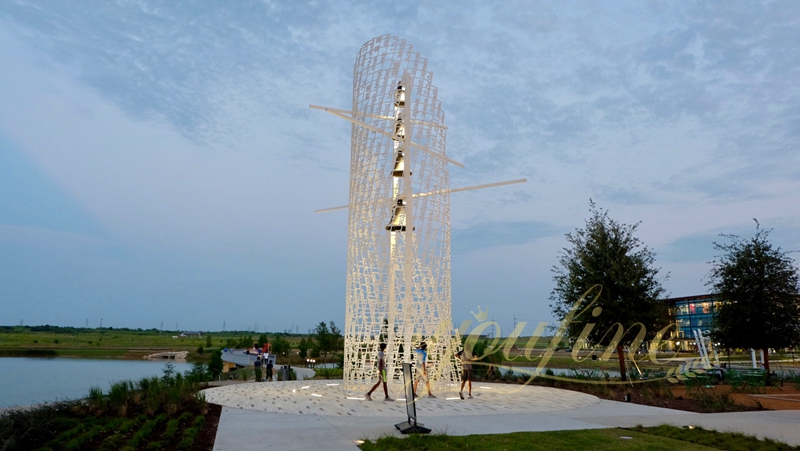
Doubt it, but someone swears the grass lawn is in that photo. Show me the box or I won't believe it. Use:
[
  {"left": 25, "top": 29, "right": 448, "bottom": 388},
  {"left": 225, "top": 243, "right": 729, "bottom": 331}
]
[
  {"left": 359, "top": 425, "right": 798, "bottom": 451},
  {"left": 0, "top": 327, "right": 307, "bottom": 364}
]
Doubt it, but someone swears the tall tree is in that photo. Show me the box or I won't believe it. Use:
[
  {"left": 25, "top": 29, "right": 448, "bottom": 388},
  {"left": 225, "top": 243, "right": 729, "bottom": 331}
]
[
  {"left": 550, "top": 201, "right": 668, "bottom": 381},
  {"left": 208, "top": 350, "right": 224, "bottom": 379},
  {"left": 298, "top": 337, "right": 310, "bottom": 359},
  {"left": 256, "top": 333, "right": 268, "bottom": 348},
  {"left": 271, "top": 335, "right": 291, "bottom": 359},
  {"left": 329, "top": 321, "right": 344, "bottom": 353},
  {"left": 708, "top": 221, "right": 800, "bottom": 373},
  {"left": 314, "top": 322, "right": 332, "bottom": 364},
  {"left": 314, "top": 321, "right": 344, "bottom": 364}
]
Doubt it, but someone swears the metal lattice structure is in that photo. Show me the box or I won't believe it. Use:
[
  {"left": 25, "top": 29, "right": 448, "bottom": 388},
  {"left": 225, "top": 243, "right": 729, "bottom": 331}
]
[
  {"left": 312, "top": 35, "right": 525, "bottom": 394},
  {"left": 349, "top": 35, "right": 462, "bottom": 393},
  {"left": 314, "top": 35, "right": 460, "bottom": 392}
]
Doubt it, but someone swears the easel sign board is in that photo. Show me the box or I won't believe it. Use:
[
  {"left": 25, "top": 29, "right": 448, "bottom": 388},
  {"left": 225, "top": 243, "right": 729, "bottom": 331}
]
[{"left": 395, "top": 363, "right": 431, "bottom": 434}]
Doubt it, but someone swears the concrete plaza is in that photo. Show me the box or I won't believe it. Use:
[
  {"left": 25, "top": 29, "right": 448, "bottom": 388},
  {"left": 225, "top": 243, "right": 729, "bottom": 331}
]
[{"left": 204, "top": 380, "right": 800, "bottom": 450}]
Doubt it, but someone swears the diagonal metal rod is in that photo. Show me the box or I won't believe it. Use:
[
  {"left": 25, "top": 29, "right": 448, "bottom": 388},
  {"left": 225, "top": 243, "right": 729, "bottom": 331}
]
[
  {"left": 310, "top": 104, "right": 463, "bottom": 167},
  {"left": 309, "top": 105, "right": 448, "bottom": 130},
  {"left": 314, "top": 178, "right": 527, "bottom": 213}
]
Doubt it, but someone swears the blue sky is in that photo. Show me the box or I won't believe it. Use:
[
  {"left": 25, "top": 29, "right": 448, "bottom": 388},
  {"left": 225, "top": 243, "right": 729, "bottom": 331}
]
[{"left": 1, "top": 1, "right": 798, "bottom": 334}]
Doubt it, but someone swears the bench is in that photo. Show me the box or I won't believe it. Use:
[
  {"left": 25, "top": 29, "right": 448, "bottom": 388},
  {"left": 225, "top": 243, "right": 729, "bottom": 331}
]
[
  {"left": 684, "top": 370, "right": 715, "bottom": 389},
  {"left": 727, "top": 369, "right": 767, "bottom": 393}
]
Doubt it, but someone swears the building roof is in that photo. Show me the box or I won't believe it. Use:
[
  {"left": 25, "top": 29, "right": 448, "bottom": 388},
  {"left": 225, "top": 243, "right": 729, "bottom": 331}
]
[{"left": 662, "top": 294, "right": 714, "bottom": 303}]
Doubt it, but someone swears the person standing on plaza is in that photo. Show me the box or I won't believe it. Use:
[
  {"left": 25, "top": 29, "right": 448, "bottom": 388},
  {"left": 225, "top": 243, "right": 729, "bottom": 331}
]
[
  {"left": 254, "top": 355, "right": 263, "bottom": 382},
  {"left": 456, "top": 349, "right": 475, "bottom": 399},
  {"left": 265, "top": 357, "right": 274, "bottom": 382},
  {"left": 365, "top": 343, "right": 393, "bottom": 401},
  {"left": 413, "top": 342, "right": 435, "bottom": 398}
]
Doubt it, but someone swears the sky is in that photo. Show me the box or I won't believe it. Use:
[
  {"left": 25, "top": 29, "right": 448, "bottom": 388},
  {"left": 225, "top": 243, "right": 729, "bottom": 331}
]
[{"left": 1, "top": 1, "right": 798, "bottom": 334}]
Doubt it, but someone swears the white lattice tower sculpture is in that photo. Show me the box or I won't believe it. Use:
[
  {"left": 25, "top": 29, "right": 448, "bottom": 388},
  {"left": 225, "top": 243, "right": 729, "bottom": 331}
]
[{"left": 312, "top": 35, "right": 525, "bottom": 393}]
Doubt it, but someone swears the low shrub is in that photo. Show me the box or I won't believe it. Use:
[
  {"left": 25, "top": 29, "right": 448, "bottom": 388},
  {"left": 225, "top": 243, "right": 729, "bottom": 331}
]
[{"left": 313, "top": 368, "right": 343, "bottom": 379}]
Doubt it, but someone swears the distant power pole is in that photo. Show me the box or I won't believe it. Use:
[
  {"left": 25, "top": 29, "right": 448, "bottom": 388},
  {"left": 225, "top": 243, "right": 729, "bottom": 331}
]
[
  {"left": 19, "top": 319, "right": 23, "bottom": 326},
  {"left": 85, "top": 318, "right": 89, "bottom": 328},
  {"left": 160, "top": 321, "right": 163, "bottom": 333},
  {"left": 223, "top": 321, "right": 226, "bottom": 332},
  {"left": 99, "top": 318, "right": 103, "bottom": 328}
]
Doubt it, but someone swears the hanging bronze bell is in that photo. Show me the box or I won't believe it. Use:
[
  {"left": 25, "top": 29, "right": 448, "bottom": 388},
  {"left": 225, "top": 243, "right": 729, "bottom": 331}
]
[
  {"left": 391, "top": 151, "right": 412, "bottom": 177},
  {"left": 394, "top": 82, "right": 405, "bottom": 108},
  {"left": 386, "top": 198, "right": 407, "bottom": 231}
]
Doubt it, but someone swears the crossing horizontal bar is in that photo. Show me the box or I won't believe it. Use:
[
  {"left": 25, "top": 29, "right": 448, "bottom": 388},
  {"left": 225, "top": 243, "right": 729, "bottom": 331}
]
[{"left": 315, "top": 178, "right": 527, "bottom": 213}]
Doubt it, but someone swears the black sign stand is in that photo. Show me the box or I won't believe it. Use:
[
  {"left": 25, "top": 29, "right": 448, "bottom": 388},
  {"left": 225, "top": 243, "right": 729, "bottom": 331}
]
[{"left": 394, "top": 362, "right": 431, "bottom": 434}]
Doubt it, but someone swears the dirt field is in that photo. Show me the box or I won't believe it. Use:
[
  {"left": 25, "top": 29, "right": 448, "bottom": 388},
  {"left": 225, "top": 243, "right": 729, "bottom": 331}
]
[{"left": 671, "top": 383, "right": 800, "bottom": 410}]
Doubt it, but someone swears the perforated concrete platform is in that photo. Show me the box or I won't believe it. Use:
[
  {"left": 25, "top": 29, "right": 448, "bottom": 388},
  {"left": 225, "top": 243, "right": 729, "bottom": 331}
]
[
  {"left": 202, "top": 380, "right": 601, "bottom": 417},
  {"left": 206, "top": 381, "right": 800, "bottom": 450}
]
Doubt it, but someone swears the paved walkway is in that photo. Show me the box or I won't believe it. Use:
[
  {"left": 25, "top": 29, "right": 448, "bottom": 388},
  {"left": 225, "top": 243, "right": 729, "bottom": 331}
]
[{"left": 204, "top": 380, "right": 800, "bottom": 450}]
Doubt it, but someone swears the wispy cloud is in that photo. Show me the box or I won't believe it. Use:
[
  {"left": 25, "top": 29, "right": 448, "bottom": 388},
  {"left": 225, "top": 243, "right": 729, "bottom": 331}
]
[{"left": 453, "top": 220, "right": 563, "bottom": 254}]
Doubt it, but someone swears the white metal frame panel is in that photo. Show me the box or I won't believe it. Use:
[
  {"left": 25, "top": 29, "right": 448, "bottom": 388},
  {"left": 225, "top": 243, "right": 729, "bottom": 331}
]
[{"left": 343, "top": 35, "right": 459, "bottom": 392}]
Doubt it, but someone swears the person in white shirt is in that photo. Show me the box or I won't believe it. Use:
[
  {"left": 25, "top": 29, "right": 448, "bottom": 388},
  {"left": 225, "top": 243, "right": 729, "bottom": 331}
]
[{"left": 413, "top": 342, "right": 435, "bottom": 398}]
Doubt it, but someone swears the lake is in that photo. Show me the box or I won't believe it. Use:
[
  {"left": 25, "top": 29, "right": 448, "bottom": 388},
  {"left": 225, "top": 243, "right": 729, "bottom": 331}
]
[
  {"left": 0, "top": 357, "right": 194, "bottom": 408},
  {"left": 507, "top": 366, "right": 622, "bottom": 378}
]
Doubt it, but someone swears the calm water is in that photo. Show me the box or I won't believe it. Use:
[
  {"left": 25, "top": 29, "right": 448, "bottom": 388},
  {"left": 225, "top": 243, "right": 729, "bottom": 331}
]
[
  {"left": 509, "top": 366, "right": 622, "bottom": 378},
  {"left": 0, "top": 357, "right": 193, "bottom": 408}
]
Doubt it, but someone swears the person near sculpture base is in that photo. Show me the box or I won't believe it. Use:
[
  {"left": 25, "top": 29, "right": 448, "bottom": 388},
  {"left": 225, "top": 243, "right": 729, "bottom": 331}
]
[
  {"left": 413, "top": 342, "right": 435, "bottom": 398},
  {"left": 457, "top": 349, "right": 475, "bottom": 399},
  {"left": 365, "top": 343, "right": 393, "bottom": 401}
]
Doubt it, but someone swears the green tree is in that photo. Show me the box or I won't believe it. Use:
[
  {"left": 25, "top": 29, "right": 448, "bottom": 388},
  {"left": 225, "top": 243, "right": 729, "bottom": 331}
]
[
  {"left": 208, "top": 350, "right": 224, "bottom": 379},
  {"left": 550, "top": 201, "right": 668, "bottom": 381},
  {"left": 271, "top": 336, "right": 291, "bottom": 360},
  {"left": 235, "top": 335, "right": 253, "bottom": 349},
  {"left": 708, "top": 221, "right": 800, "bottom": 373},
  {"left": 186, "top": 362, "right": 209, "bottom": 383},
  {"left": 256, "top": 334, "right": 268, "bottom": 348},
  {"left": 314, "top": 321, "right": 344, "bottom": 364},
  {"left": 298, "top": 337, "right": 311, "bottom": 359},
  {"left": 314, "top": 322, "right": 332, "bottom": 363},
  {"left": 329, "top": 322, "right": 343, "bottom": 353}
]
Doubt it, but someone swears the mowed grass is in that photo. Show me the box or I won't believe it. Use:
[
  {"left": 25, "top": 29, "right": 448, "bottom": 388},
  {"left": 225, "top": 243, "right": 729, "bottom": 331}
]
[
  {"left": 359, "top": 426, "right": 798, "bottom": 451},
  {"left": 0, "top": 327, "right": 294, "bottom": 360},
  {"left": 0, "top": 329, "right": 205, "bottom": 352},
  {"left": 0, "top": 328, "right": 306, "bottom": 350}
]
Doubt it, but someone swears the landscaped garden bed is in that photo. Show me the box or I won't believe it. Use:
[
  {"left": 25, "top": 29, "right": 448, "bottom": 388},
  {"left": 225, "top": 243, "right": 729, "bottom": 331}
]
[{"left": 0, "top": 365, "right": 220, "bottom": 451}]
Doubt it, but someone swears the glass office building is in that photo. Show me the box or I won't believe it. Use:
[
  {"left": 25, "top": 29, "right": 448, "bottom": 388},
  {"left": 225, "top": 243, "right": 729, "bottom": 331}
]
[{"left": 664, "top": 294, "right": 723, "bottom": 345}]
